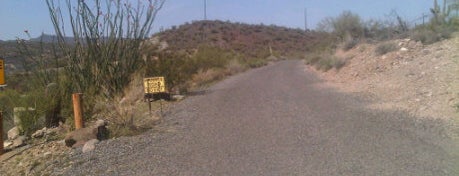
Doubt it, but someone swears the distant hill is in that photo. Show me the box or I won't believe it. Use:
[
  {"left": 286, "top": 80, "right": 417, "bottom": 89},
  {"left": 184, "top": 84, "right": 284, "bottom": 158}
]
[
  {"left": 156, "top": 20, "right": 329, "bottom": 58},
  {"left": 30, "top": 33, "right": 74, "bottom": 44},
  {"left": 0, "top": 20, "right": 332, "bottom": 74}
]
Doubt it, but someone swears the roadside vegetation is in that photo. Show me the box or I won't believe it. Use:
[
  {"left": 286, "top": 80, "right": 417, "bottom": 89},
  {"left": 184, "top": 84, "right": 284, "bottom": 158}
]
[{"left": 307, "top": 0, "right": 459, "bottom": 71}]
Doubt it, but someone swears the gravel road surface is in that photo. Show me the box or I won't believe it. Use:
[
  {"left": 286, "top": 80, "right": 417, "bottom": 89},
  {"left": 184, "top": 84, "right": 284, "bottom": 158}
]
[{"left": 65, "top": 60, "right": 458, "bottom": 175}]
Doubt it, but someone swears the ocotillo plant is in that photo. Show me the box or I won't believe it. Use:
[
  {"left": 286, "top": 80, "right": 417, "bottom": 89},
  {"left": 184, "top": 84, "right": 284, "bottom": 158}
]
[{"left": 46, "top": 0, "right": 165, "bottom": 98}]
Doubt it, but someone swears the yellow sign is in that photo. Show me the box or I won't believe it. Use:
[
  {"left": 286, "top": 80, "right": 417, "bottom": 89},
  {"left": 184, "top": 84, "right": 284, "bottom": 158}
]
[
  {"left": 143, "top": 77, "right": 166, "bottom": 94},
  {"left": 0, "top": 59, "right": 5, "bottom": 85}
]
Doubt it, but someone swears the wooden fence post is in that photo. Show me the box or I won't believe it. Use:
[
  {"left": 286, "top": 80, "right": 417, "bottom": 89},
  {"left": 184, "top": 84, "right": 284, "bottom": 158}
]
[{"left": 72, "top": 93, "right": 84, "bottom": 129}]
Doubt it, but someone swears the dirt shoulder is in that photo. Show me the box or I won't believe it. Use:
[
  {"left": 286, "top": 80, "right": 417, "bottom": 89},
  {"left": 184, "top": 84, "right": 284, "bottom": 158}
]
[{"left": 309, "top": 33, "right": 459, "bottom": 122}]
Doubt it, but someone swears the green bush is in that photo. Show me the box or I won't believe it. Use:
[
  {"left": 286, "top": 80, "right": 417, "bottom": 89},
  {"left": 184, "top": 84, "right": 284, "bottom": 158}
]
[
  {"left": 375, "top": 42, "right": 398, "bottom": 56},
  {"left": 0, "top": 88, "right": 51, "bottom": 136}
]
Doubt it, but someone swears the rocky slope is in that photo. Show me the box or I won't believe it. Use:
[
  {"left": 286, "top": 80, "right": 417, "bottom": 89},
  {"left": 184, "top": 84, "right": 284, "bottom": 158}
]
[{"left": 312, "top": 33, "right": 459, "bottom": 122}]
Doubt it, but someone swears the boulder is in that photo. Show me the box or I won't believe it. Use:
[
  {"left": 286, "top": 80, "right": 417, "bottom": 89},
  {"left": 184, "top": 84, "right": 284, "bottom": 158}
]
[
  {"left": 7, "top": 126, "right": 20, "bottom": 140},
  {"left": 82, "top": 139, "right": 99, "bottom": 153},
  {"left": 64, "top": 120, "right": 109, "bottom": 148},
  {"left": 12, "top": 136, "right": 27, "bottom": 148}
]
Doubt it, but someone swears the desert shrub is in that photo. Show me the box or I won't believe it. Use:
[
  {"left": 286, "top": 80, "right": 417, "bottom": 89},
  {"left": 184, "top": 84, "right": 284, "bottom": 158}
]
[
  {"left": 375, "top": 42, "right": 398, "bottom": 56},
  {"left": 0, "top": 88, "right": 51, "bottom": 135},
  {"left": 304, "top": 53, "right": 323, "bottom": 65},
  {"left": 188, "top": 46, "right": 234, "bottom": 72},
  {"left": 315, "top": 55, "right": 346, "bottom": 71},
  {"left": 0, "top": 90, "right": 22, "bottom": 130},
  {"left": 317, "top": 11, "right": 365, "bottom": 40},
  {"left": 145, "top": 51, "right": 190, "bottom": 91},
  {"left": 225, "top": 59, "right": 246, "bottom": 75},
  {"left": 410, "top": 29, "right": 440, "bottom": 45},
  {"left": 410, "top": 25, "right": 455, "bottom": 45},
  {"left": 239, "top": 58, "right": 268, "bottom": 68},
  {"left": 342, "top": 37, "right": 359, "bottom": 51},
  {"left": 191, "top": 68, "right": 228, "bottom": 86}
]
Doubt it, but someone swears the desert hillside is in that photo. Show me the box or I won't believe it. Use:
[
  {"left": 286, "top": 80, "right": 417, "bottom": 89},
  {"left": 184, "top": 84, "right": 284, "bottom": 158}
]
[{"left": 155, "top": 20, "right": 328, "bottom": 58}]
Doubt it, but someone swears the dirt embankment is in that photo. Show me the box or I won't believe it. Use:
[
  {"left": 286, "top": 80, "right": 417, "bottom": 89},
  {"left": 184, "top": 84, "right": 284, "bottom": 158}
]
[{"left": 311, "top": 33, "right": 459, "bottom": 122}]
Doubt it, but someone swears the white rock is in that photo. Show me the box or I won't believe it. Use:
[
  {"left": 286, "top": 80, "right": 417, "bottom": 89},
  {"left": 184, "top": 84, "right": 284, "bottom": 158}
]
[
  {"left": 3, "top": 141, "right": 13, "bottom": 148},
  {"left": 172, "top": 95, "right": 186, "bottom": 101},
  {"left": 82, "top": 139, "right": 99, "bottom": 153},
  {"left": 43, "top": 152, "right": 52, "bottom": 157},
  {"left": 12, "top": 136, "right": 27, "bottom": 148},
  {"left": 7, "top": 126, "right": 20, "bottom": 140},
  {"left": 95, "top": 119, "right": 107, "bottom": 128},
  {"left": 400, "top": 47, "right": 408, "bottom": 52},
  {"left": 31, "top": 128, "right": 46, "bottom": 138}
]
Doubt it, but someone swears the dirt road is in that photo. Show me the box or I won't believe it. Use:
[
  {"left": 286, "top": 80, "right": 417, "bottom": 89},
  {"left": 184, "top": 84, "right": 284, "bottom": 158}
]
[{"left": 66, "top": 60, "right": 457, "bottom": 175}]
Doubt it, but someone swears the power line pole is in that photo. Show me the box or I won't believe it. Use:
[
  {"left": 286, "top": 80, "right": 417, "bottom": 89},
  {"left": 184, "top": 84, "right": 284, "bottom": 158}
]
[
  {"left": 204, "top": 0, "right": 207, "bottom": 20},
  {"left": 304, "top": 8, "right": 308, "bottom": 31}
]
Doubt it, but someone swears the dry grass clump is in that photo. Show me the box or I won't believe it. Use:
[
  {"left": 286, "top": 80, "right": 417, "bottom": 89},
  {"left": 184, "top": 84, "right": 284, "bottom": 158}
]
[
  {"left": 374, "top": 42, "right": 398, "bottom": 56},
  {"left": 305, "top": 53, "right": 346, "bottom": 71}
]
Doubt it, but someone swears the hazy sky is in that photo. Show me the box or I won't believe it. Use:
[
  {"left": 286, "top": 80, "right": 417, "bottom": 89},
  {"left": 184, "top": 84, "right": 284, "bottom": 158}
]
[{"left": 0, "top": 0, "right": 433, "bottom": 40}]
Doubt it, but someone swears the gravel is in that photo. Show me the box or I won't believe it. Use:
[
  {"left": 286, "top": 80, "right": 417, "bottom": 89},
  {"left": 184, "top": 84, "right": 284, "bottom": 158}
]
[{"left": 63, "top": 60, "right": 458, "bottom": 175}]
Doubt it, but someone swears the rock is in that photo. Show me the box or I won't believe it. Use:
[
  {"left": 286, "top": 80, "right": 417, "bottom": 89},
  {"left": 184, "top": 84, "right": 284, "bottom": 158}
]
[
  {"left": 8, "top": 126, "right": 20, "bottom": 140},
  {"left": 407, "top": 41, "right": 417, "bottom": 49},
  {"left": 415, "top": 41, "right": 423, "bottom": 48},
  {"left": 64, "top": 128, "right": 96, "bottom": 148},
  {"left": 43, "top": 152, "right": 52, "bottom": 157},
  {"left": 95, "top": 119, "right": 107, "bottom": 128},
  {"left": 31, "top": 127, "right": 46, "bottom": 138},
  {"left": 3, "top": 140, "right": 13, "bottom": 148},
  {"left": 12, "top": 136, "right": 27, "bottom": 148},
  {"left": 422, "top": 49, "right": 430, "bottom": 55},
  {"left": 46, "top": 127, "right": 58, "bottom": 135},
  {"left": 82, "top": 139, "right": 99, "bottom": 153},
  {"left": 172, "top": 95, "right": 186, "bottom": 101},
  {"left": 64, "top": 120, "right": 108, "bottom": 148},
  {"left": 400, "top": 47, "right": 408, "bottom": 52}
]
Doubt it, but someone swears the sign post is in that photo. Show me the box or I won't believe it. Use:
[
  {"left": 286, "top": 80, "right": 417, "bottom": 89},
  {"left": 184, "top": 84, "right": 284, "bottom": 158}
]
[
  {"left": 143, "top": 77, "right": 169, "bottom": 116},
  {"left": 0, "top": 59, "right": 6, "bottom": 87}
]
